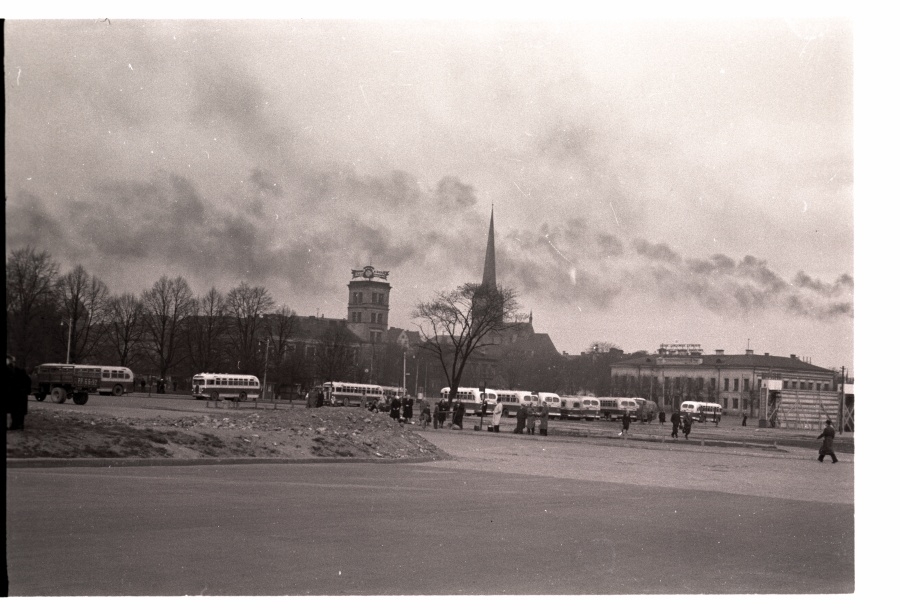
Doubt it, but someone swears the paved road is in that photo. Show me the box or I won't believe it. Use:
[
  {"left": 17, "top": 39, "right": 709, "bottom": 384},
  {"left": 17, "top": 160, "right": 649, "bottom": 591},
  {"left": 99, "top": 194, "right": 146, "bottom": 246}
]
[{"left": 6, "top": 425, "right": 853, "bottom": 596}]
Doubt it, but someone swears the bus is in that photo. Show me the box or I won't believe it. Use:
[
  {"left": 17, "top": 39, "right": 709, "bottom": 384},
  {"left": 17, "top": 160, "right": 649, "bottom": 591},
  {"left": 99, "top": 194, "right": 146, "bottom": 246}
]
[
  {"left": 580, "top": 396, "right": 601, "bottom": 421},
  {"left": 381, "top": 386, "right": 407, "bottom": 401},
  {"left": 440, "top": 387, "right": 498, "bottom": 416},
  {"left": 495, "top": 390, "right": 538, "bottom": 417},
  {"left": 86, "top": 365, "right": 135, "bottom": 396},
  {"left": 191, "top": 373, "right": 261, "bottom": 402},
  {"left": 537, "top": 392, "right": 562, "bottom": 419},
  {"left": 680, "top": 401, "right": 722, "bottom": 422},
  {"left": 597, "top": 397, "right": 639, "bottom": 421},
  {"left": 632, "top": 397, "right": 658, "bottom": 422},
  {"left": 559, "top": 395, "right": 586, "bottom": 420},
  {"left": 309, "top": 382, "right": 384, "bottom": 407}
]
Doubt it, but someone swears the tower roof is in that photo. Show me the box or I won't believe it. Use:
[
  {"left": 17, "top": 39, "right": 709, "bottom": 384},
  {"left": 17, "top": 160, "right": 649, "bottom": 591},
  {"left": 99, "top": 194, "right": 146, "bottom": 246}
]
[{"left": 481, "top": 207, "right": 497, "bottom": 289}]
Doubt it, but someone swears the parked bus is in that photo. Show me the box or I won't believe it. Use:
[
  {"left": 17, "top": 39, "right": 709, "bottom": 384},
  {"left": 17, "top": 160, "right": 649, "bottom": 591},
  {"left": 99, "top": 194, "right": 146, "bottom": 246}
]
[
  {"left": 580, "top": 396, "right": 601, "bottom": 421},
  {"left": 381, "top": 386, "right": 407, "bottom": 401},
  {"left": 495, "top": 390, "right": 539, "bottom": 417},
  {"left": 191, "top": 373, "right": 261, "bottom": 402},
  {"left": 632, "top": 397, "right": 658, "bottom": 422},
  {"left": 559, "top": 395, "right": 586, "bottom": 420},
  {"left": 85, "top": 365, "right": 135, "bottom": 396},
  {"left": 537, "top": 392, "right": 562, "bottom": 419},
  {"left": 308, "top": 382, "right": 384, "bottom": 407},
  {"left": 680, "top": 401, "right": 722, "bottom": 422},
  {"left": 440, "top": 387, "right": 498, "bottom": 416},
  {"left": 597, "top": 397, "right": 639, "bottom": 420}
]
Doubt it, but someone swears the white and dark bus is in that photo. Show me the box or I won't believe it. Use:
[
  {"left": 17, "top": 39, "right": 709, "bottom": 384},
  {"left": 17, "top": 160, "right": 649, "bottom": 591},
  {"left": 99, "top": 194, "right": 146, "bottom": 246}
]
[
  {"left": 680, "top": 401, "right": 722, "bottom": 422},
  {"left": 93, "top": 365, "right": 135, "bottom": 396},
  {"left": 597, "top": 397, "right": 639, "bottom": 421},
  {"left": 308, "top": 382, "right": 384, "bottom": 407},
  {"left": 191, "top": 373, "right": 261, "bottom": 402},
  {"left": 440, "top": 387, "right": 498, "bottom": 416},
  {"left": 495, "top": 390, "right": 539, "bottom": 417}
]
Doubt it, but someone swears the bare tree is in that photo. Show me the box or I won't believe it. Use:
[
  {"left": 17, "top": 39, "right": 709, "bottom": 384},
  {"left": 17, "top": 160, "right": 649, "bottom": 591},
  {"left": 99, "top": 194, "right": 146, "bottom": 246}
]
[
  {"left": 225, "top": 282, "right": 275, "bottom": 374},
  {"left": 587, "top": 341, "right": 622, "bottom": 353},
  {"left": 142, "top": 276, "right": 195, "bottom": 380},
  {"left": 56, "top": 265, "right": 110, "bottom": 364},
  {"left": 413, "top": 283, "right": 524, "bottom": 400},
  {"left": 107, "top": 293, "right": 145, "bottom": 367},
  {"left": 186, "top": 287, "right": 229, "bottom": 373},
  {"left": 6, "top": 247, "right": 59, "bottom": 368},
  {"left": 264, "top": 305, "right": 300, "bottom": 393},
  {"left": 315, "top": 326, "right": 358, "bottom": 384}
]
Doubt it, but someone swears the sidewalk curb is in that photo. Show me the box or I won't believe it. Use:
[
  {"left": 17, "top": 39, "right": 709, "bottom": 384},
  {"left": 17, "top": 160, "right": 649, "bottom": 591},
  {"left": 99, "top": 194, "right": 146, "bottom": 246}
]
[{"left": 5, "top": 454, "right": 449, "bottom": 469}]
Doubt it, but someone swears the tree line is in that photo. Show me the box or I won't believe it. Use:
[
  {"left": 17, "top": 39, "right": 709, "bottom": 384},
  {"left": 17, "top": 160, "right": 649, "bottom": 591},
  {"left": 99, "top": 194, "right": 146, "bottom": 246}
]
[{"left": 5, "top": 246, "right": 357, "bottom": 393}]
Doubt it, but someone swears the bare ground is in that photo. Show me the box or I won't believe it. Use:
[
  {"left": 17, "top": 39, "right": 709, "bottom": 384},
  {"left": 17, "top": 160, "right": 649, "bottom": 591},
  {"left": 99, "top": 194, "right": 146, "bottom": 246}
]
[{"left": 5, "top": 407, "right": 449, "bottom": 461}]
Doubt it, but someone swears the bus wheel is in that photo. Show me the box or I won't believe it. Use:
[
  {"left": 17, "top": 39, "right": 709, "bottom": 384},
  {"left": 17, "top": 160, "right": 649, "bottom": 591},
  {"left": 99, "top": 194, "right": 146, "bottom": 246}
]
[
  {"left": 73, "top": 393, "right": 89, "bottom": 405},
  {"left": 34, "top": 393, "right": 46, "bottom": 402},
  {"left": 210, "top": 391, "right": 219, "bottom": 401},
  {"left": 239, "top": 392, "right": 247, "bottom": 402},
  {"left": 113, "top": 384, "right": 124, "bottom": 397},
  {"left": 51, "top": 387, "right": 67, "bottom": 404}
]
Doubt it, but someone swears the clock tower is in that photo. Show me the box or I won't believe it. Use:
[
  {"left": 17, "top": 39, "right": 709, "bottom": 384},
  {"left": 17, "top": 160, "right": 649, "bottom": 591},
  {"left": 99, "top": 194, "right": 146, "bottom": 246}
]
[{"left": 347, "top": 266, "right": 391, "bottom": 344}]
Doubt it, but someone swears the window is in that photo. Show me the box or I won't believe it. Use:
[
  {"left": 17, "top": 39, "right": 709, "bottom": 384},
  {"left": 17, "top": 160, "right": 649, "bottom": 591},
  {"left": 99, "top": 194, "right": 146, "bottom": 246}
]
[
  {"left": 371, "top": 313, "right": 377, "bottom": 323},
  {"left": 743, "top": 378, "right": 749, "bottom": 391},
  {"left": 733, "top": 379, "right": 738, "bottom": 392},
  {"left": 103, "top": 371, "right": 110, "bottom": 378},
  {"left": 710, "top": 378, "right": 716, "bottom": 389},
  {"left": 377, "top": 313, "right": 383, "bottom": 324},
  {"left": 816, "top": 382, "right": 821, "bottom": 391},
  {"left": 724, "top": 378, "right": 729, "bottom": 391},
  {"left": 377, "top": 293, "right": 385, "bottom": 304},
  {"left": 824, "top": 383, "right": 830, "bottom": 391}
]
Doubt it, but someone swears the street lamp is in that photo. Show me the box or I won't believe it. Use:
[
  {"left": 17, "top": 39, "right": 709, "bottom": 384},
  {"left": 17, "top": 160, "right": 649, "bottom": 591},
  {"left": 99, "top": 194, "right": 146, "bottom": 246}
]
[{"left": 61, "top": 316, "right": 73, "bottom": 364}]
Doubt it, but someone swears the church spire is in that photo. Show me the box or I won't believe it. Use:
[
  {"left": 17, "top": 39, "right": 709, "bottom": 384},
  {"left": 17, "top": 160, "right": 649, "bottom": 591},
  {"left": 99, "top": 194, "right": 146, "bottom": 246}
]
[{"left": 481, "top": 206, "right": 497, "bottom": 290}]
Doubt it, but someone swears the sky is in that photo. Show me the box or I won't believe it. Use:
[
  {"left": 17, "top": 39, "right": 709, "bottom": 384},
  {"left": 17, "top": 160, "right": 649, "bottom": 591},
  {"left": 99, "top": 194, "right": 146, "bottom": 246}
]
[{"left": 4, "top": 17, "right": 856, "bottom": 372}]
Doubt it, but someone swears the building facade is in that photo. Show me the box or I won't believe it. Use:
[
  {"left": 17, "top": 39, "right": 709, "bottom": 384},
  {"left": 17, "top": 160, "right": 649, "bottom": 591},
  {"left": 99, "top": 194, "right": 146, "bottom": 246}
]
[
  {"left": 610, "top": 344, "right": 837, "bottom": 417},
  {"left": 346, "top": 266, "right": 391, "bottom": 344}
]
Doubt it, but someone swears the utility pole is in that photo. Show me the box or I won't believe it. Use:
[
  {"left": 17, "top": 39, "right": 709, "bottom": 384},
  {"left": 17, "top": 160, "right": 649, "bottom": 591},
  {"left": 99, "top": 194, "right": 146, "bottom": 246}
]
[
  {"left": 402, "top": 350, "right": 407, "bottom": 396},
  {"left": 839, "top": 366, "right": 845, "bottom": 435},
  {"left": 262, "top": 338, "right": 270, "bottom": 400},
  {"left": 65, "top": 316, "right": 73, "bottom": 364}
]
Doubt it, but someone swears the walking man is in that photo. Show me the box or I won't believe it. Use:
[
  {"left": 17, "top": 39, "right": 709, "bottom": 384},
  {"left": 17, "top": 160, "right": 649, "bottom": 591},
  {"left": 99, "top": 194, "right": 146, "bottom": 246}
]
[
  {"left": 6, "top": 355, "right": 31, "bottom": 431},
  {"left": 619, "top": 410, "right": 631, "bottom": 439},
  {"left": 817, "top": 419, "right": 839, "bottom": 463},
  {"left": 670, "top": 410, "right": 681, "bottom": 439},
  {"left": 514, "top": 403, "right": 527, "bottom": 434}
]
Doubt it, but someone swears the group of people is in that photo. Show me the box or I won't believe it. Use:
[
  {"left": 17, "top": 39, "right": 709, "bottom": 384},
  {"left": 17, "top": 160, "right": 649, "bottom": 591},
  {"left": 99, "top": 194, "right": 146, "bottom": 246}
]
[
  {"left": 512, "top": 402, "right": 550, "bottom": 436},
  {"left": 667, "top": 410, "right": 693, "bottom": 439}
]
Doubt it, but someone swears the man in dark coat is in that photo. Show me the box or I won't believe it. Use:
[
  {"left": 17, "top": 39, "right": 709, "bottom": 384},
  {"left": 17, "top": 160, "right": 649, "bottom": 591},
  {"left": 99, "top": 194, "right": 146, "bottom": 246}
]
[
  {"left": 513, "top": 404, "right": 527, "bottom": 434},
  {"left": 620, "top": 411, "right": 631, "bottom": 439},
  {"left": 670, "top": 410, "right": 681, "bottom": 439},
  {"left": 817, "top": 420, "right": 838, "bottom": 463},
  {"left": 7, "top": 355, "right": 32, "bottom": 431},
  {"left": 452, "top": 400, "right": 465, "bottom": 429},
  {"left": 402, "top": 396, "right": 414, "bottom": 423},
  {"left": 389, "top": 396, "right": 402, "bottom": 421}
]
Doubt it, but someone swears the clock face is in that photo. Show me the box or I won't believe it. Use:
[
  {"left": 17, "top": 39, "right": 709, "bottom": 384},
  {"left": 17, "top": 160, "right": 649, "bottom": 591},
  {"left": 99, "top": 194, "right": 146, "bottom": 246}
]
[{"left": 363, "top": 267, "right": 374, "bottom": 278}]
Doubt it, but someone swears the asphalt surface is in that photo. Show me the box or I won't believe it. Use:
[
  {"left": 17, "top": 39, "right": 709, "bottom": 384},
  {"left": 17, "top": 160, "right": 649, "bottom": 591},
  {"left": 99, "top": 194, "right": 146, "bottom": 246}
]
[{"left": 6, "top": 421, "right": 854, "bottom": 596}]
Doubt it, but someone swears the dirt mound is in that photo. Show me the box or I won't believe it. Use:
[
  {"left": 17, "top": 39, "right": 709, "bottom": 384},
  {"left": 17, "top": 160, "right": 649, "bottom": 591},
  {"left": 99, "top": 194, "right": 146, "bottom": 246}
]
[{"left": 6, "top": 407, "right": 450, "bottom": 461}]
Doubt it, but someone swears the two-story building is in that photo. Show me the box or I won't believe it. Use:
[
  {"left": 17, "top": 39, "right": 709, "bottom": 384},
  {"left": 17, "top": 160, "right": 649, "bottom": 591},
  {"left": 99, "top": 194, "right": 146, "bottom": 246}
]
[{"left": 610, "top": 344, "right": 837, "bottom": 418}]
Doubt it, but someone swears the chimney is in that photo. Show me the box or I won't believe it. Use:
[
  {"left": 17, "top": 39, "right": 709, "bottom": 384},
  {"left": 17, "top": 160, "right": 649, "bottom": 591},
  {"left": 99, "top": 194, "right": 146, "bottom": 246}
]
[
  {"left": 790, "top": 354, "right": 797, "bottom": 359},
  {"left": 764, "top": 352, "right": 769, "bottom": 357},
  {"left": 715, "top": 349, "right": 725, "bottom": 355},
  {"left": 746, "top": 349, "right": 754, "bottom": 355}
]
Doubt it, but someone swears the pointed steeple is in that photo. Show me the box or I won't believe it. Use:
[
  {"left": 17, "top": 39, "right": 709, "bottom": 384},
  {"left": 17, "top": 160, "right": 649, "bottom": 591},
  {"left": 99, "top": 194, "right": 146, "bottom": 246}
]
[{"left": 481, "top": 206, "right": 497, "bottom": 290}]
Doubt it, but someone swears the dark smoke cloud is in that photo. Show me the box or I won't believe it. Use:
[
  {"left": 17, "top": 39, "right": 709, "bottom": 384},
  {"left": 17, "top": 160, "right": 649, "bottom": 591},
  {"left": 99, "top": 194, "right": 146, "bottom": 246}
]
[
  {"left": 633, "top": 238, "right": 682, "bottom": 263},
  {"left": 434, "top": 176, "right": 477, "bottom": 209}
]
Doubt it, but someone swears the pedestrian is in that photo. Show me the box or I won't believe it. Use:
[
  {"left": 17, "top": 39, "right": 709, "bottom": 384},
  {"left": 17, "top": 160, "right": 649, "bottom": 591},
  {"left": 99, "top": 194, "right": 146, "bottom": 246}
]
[
  {"left": 742, "top": 413, "right": 748, "bottom": 427},
  {"left": 390, "top": 396, "right": 402, "bottom": 422},
  {"left": 619, "top": 411, "right": 631, "bottom": 439},
  {"left": 682, "top": 414, "right": 693, "bottom": 440},
  {"left": 514, "top": 404, "right": 527, "bottom": 434},
  {"left": 316, "top": 390, "right": 325, "bottom": 408},
  {"left": 140, "top": 378, "right": 146, "bottom": 393},
  {"left": 6, "top": 355, "right": 32, "bottom": 431},
  {"left": 420, "top": 401, "right": 432, "bottom": 429},
  {"left": 671, "top": 410, "right": 681, "bottom": 439},
  {"left": 659, "top": 410, "right": 666, "bottom": 425},
  {"left": 714, "top": 414, "right": 720, "bottom": 427},
  {"left": 452, "top": 400, "right": 465, "bottom": 429},
  {"left": 539, "top": 401, "right": 550, "bottom": 436},
  {"left": 403, "top": 396, "right": 414, "bottom": 424},
  {"left": 438, "top": 400, "right": 447, "bottom": 428},
  {"left": 526, "top": 404, "right": 536, "bottom": 435},
  {"left": 816, "top": 419, "right": 839, "bottom": 463},
  {"left": 491, "top": 400, "right": 503, "bottom": 433}
]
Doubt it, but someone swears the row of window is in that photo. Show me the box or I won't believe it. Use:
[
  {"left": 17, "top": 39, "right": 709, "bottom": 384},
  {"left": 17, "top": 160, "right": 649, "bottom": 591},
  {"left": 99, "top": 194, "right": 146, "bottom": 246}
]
[
  {"left": 202, "top": 378, "right": 259, "bottom": 387},
  {"left": 351, "top": 291, "right": 387, "bottom": 305},
  {"left": 350, "top": 311, "right": 385, "bottom": 324},
  {"left": 614, "top": 375, "right": 831, "bottom": 393}
]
